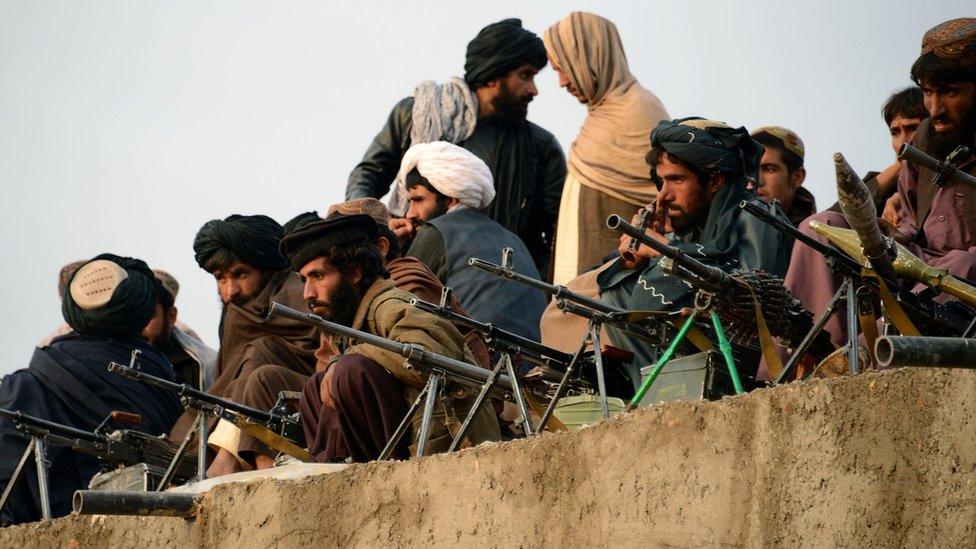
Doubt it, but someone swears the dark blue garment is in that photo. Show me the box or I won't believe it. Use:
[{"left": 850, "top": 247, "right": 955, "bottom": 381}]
[
  {"left": 424, "top": 207, "right": 547, "bottom": 341},
  {"left": 0, "top": 334, "right": 181, "bottom": 525}
]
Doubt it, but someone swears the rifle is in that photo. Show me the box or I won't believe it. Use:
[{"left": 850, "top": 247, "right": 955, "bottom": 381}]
[
  {"left": 0, "top": 408, "right": 197, "bottom": 519},
  {"left": 898, "top": 143, "right": 976, "bottom": 189},
  {"left": 606, "top": 214, "right": 836, "bottom": 364},
  {"left": 741, "top": 200, "right": 973, "bottom": 338},
  {"left": 106, "top": 362, "right": 311, "bottom": 462},
  {"left": 268, "top": 301, "right": 558, "bottom": 455}
]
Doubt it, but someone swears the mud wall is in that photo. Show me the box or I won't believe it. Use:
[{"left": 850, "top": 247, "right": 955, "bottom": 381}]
[{"left": 3, "top": 368, "right": 975, "bottom": 547}]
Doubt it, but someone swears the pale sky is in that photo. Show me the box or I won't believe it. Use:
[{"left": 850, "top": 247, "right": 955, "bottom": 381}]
[{"left": 0, "top": 1, "right": 970, "bottom": 375}]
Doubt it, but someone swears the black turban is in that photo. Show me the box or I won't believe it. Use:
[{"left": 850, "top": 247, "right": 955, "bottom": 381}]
[
  {"left": 193, "top": 214, "right": 288, "bottom": 272},
  {"left": 62, "top": 254, "right": 158, "bottom": 338},
  {"left": 282, "top": 211, "right": 322, "bottom": 236},
  {"left": 279, "top": 215, "right": 377, "bottom": 271},
  {"left": 464, "top": 18, "right": 548, "bottom": 88},
  {"left": 650, "top": 117, "right": 764, "bottom": 186}
]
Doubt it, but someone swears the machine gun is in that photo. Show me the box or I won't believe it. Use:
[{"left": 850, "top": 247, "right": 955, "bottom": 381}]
[
  {"left": 106, "top": 361, "right": 311, "bottom": 463},
  {"left": 468, "top": 249, "right": 689, "bottom": 427},
  {"left": 268, "top": 301, "right": 563, "bottom": 454},
  {"left": 898, "top": 143, "right": 976, "bottom": 189},
  {"left": 606, "top": 213, "right": 836, "bottom": 379},
  {"left": 0, "top": 408, "right": 197, "bottom": 520},
  {"left": 741, "top": 200, "right": 974, "bottom": 380}
]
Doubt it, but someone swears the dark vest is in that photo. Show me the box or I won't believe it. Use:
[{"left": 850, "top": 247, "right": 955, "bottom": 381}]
[{"left": 428, "top": 207, "right": 547, "bottom": 341}]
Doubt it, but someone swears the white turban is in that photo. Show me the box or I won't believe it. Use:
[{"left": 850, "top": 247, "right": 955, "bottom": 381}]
[{"left": 396, "top": 141, "right": 496, "bottom": 210}]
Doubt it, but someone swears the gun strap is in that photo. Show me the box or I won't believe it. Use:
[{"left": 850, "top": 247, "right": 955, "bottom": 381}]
[
  {"left": 854, "top": 284, "right": 879, "bottom": 367},
  {"left": 234, "top": 416, "right": 312, "bottom": 462},
  {"left": 863, "top": 270, "right": 921, "bottom": 337},
  {"left": 746, "top": 286, "right": 784, "bottom": 382},
  {"left": 685, "top": 324, "right": 715, "bottom": 353}
]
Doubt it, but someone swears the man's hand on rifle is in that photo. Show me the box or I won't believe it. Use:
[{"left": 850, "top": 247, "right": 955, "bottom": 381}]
[{"left": 617, "top": 210, "right": 670, "bottom": 270}]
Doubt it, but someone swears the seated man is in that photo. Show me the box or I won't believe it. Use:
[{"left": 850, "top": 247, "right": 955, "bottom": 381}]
[
  {"left": 776, "top": 18, "right": 975, "bottom": 357},
  {"left": 143, "top": 269, "right": 217, "bottom": 390},
  {"left": 393, "top": 141, "right": 547, "bottom": 341},
  {"left": 280, "top": 215, "right": 500, "bottom": 462},
  {"left": 0, "top": 255, "right": 182, "bottom": 525},
  {"left": 594, "top": 118, "right": 788, "bottom": 387},
  {"left": 172, "top": 214, "right": 319, "bottom": 476},
  {"left": 750, "top": 126, "right": 817, "bottom": 228}
]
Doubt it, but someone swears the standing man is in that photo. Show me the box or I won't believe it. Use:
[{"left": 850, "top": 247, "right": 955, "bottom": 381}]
[
  {"left": 177, "top": 214, "right": 319, "bottom": 476},
  {"left": 543, "top": 12, "right": 669, "bottom": 284},
  {"left": 395, "top": 141, "right": 547, "bottom": 341},
  {"left": 280, "top": 216, "right": 500, "bottom": 462},
  {"left": 346, "top": 18, "right": 567, "bottom": 277}
]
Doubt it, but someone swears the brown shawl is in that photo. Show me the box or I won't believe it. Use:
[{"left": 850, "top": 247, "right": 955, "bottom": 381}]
[{"left": 543, "top": 11, "right": 669, "bottom": 206}]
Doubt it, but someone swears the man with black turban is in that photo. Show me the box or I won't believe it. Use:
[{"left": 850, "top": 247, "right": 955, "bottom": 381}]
[
  {"left": 174, "top": 214, "right": 319, "bottom": 477},
  {"left": 346, "top": 18, "right": 567, "bottom": 277},
  {"left": 0, "top": 254, "right": 182, "bottom": 525},
  {"left": 541, "top": 118, "right": 790, "bottom": 390}
]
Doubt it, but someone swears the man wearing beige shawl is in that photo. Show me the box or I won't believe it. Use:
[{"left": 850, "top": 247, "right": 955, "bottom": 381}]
[{"left": 543, "top": 12, "right": 669, "bottom": 284}]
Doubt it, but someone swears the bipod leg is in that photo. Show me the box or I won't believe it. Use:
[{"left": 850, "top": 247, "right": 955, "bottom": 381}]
[
  {"left": 845, "top": 278, "right": 861, "bottom": 375},
  {"left": 779, "top": 283, "right": 845, "bottom": 384},
  {"left": 710, "top": 310, "right": 744, "bottom": 395},
  {"left": 0, "top": 438, "right": 36, "bottom": 515},
  {"left": 534, "top": 325, "right": 593, "bottom": 434},
  {"left": 626, "top": 312, "right": 698, "bottom": 412},
  {"left": 503, "top": 354, "right": 533, "bottom": 435},
  {"left": 158, "top": 418, "right": 199, "bottom": 491},
  {"left": 34, "top": 438, "right": 51, "bottom": 520},
  {"left": 415, "top": 372, "right": 443, "bottom": 458},
  {"left": 378, "top": 377, "right": 431, "bottom": 461},
  {"left": 448, "top": 355, "right": 507, "bottom": 452},
  {"left": 196, "top": 410, "right": 208, "bottom": 481},
  {"left": 589, "top": 324, "right": 610, "bottom": 419}
]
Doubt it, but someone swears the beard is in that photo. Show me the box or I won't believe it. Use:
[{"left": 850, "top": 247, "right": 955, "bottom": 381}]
[
  {"left": 928, "top": 109, "right": 976, "bottom": 159},
  {"left": 307, "top": 278, "right": 360, "bottom": 327},
  {"left": 491, "top": 80, "right": 532, "bottom": 121},
  {"left": 668, "top": 197, "right": 710, "bottom": 234}
]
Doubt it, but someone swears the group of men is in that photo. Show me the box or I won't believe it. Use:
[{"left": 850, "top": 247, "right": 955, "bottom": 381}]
[{"left": 1, "top": 13, "right": 975, "bottom": 525}]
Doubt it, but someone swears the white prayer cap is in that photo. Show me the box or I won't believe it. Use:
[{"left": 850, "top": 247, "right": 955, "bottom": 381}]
[{"left": 396, "top": 141, "right": 495, "bottom": 209}]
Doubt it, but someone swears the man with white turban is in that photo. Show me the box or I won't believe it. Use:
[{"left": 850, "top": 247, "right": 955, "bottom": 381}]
[{"left": 392, "top": 141, "right": 547, "bottom": 341}]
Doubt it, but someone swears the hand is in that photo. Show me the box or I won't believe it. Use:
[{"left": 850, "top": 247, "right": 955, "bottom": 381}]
[
  {"left": 881, "top": 193, "right": 903, "bottom": 228},
  {"left": 388, "top": 217, "right": 415, "bottom": 247},
  {"left": 617, "top": 211, "right": 668, "bottom": 270}
]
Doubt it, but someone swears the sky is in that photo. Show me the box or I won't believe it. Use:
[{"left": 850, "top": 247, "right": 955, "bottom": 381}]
[{"left": 0, "top": 1, "right": 971, "bottom": 375}]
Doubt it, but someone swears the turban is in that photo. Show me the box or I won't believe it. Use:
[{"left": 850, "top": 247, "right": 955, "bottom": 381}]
[
  {"left": 62, "top": 254, "right": 158, "bottom": 338},
  {"left": 396, "top": 141, "right": 496, "bottom": 209},
  {"left": 193, "top": 214, "right": 288, "bottom": 272},
  {"left": 283, "top": 211, "right": 322, "bottom": 236},
  {"left": 279, "top": 215, "right": 378, "bottom": 271},
  {"left": 464, "top": 18, "right": 547, "bottom": 88},
  {"left": 650, "top": 117, "right": 763, "bottom": 186}
]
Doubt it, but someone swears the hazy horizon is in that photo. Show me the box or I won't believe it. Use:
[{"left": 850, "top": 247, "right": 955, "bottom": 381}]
[{"left": 1, "top": 1, "right": 970, "bottom": 375}]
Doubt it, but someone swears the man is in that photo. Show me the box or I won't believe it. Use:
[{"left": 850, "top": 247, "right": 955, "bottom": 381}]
[
  {"left": 543, "top": 12, "right": 670, "bottom": 284},
  {"left": 750, "top": 126, "right": 817, "bottom": 227},
  {"left": 143, "top": 269, "right": 217, "bottom": 391},
  {"left": 0, "top": 255, "right": 182, "bottom": 525},
  {"left": 346, "top": 18, "right": 567, "bottom": 276},
  {"left": 395, "top": 141, "right": 547, "bottom": 341},
  {"left": 594, "top": 118, "right": 788, "bottom": 387},
  {"left": 280, "top": 215, "right": 500, "bottom": 462},
  {"left": 176, "top": 214, "right": 319, "bottom": 476},
  {"left": 774, "top": 18, "right": 976, "bottom": 359}
]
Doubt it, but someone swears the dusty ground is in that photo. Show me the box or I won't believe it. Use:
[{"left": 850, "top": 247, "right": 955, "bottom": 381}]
[{"left": 2, "top": 367, "right": 974, "bottom": 548}]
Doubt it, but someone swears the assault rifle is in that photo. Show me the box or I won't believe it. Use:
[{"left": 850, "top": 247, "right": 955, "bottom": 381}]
[
  {"left": 268, "top": 301, "right": 559, "bottom": 454},
  {"left": 106, "top": 361, "right": 311, "bottom": 462},
  {"left": 741, "top": 200, "right": 973, "bottom": 379},
  {"left": 0, "top": 408, "right": 197, "bottom": 520}
]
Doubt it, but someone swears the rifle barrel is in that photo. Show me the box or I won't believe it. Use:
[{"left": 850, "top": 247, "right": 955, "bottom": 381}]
[
  {"left": 467, "top": 257, "right": 616, "bottom": 313},
  {"left": 605, "top": 214, "right": 729, "bottom": 292},
  {"left": 268, "top": 302, "right": 519, "bottom": 390},
  {"left": 0, "top": 408, "right": 102, "bottom": 443},
  {"left": 106, "top": 363, "right": 272, "bottom": 424},
  {"left": 898, "top": 144, "right": 976, "bottom": 188}
]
